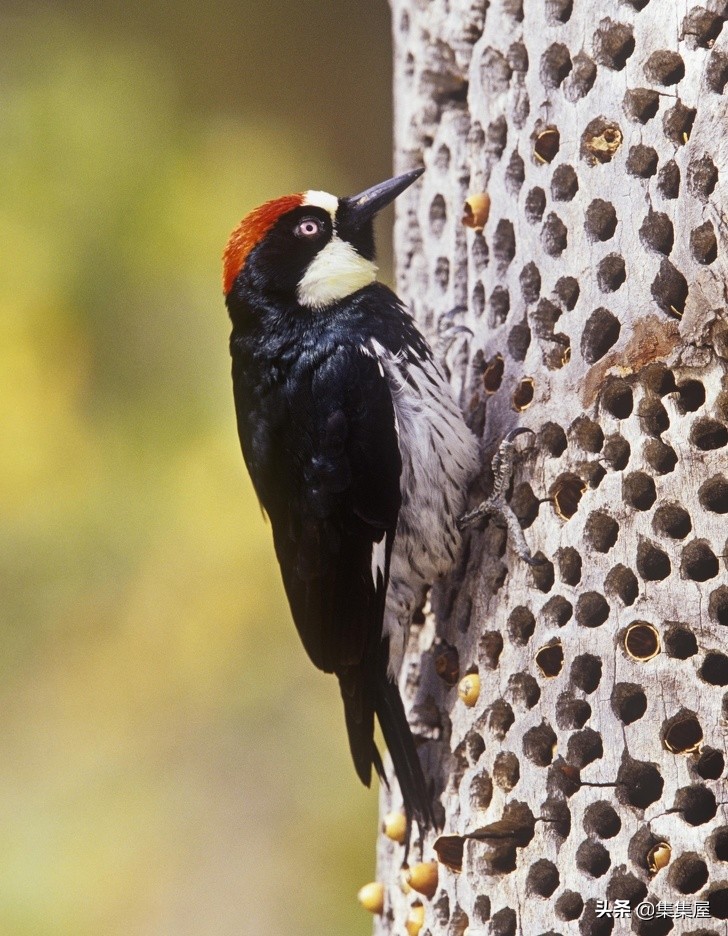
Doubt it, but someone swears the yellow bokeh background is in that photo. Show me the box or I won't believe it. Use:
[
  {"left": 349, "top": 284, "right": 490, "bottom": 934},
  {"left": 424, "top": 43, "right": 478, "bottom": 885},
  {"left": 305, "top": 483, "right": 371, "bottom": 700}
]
[{"left": 1, "top": 3, "right": 393, "bottom": 933}]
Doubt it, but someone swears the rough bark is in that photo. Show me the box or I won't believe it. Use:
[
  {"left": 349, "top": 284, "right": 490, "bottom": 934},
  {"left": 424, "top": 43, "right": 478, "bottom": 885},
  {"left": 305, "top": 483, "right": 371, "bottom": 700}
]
[{"left": 374, "top": 1, "right": 728, "bottom": 934}]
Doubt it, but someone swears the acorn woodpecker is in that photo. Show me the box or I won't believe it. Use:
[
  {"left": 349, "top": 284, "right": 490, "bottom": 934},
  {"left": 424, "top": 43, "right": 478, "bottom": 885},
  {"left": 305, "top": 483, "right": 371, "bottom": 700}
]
[{"left": 222, "top": 168, "right": 481, "bottom": 830}]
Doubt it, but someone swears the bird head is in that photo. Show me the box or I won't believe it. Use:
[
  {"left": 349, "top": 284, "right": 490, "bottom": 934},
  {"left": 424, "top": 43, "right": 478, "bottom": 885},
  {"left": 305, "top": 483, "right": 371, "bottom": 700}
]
[{"left": 223, "top": 168, "right": 423, "bottom": 311}]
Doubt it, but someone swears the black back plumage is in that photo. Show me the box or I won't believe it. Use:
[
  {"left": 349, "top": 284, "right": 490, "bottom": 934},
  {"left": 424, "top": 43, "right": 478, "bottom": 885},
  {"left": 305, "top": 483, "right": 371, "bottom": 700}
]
[{"left": 228, "top": 280, "right": 434, "bottom": 826}]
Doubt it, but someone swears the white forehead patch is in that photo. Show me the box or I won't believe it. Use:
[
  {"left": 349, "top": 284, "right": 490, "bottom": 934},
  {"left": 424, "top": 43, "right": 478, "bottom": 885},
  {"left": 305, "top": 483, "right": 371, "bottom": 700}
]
[
  {"left": 302, "top": 190, "right": 339, "bottom": 219},
  {"left": 297, "top": 236, "right": 378, "bottom": 309}
]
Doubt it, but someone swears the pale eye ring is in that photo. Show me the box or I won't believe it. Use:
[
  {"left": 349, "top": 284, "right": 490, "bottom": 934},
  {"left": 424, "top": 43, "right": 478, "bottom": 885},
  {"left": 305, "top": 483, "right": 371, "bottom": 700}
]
[{"left": 294, "top": 217, "right": 323, "bottom": 239}]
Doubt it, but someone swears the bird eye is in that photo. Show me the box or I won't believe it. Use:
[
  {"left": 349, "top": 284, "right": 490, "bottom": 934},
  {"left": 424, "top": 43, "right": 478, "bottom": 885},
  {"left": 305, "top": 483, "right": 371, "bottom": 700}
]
[{"left": 294, "top": 217, "right": 323, "bottom": 239}]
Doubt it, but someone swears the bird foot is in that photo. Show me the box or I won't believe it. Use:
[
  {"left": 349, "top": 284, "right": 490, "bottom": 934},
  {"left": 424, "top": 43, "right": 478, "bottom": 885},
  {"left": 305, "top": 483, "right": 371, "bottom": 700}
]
[{"left": 458, "top": 428, "right": 545, "bottom": 566}]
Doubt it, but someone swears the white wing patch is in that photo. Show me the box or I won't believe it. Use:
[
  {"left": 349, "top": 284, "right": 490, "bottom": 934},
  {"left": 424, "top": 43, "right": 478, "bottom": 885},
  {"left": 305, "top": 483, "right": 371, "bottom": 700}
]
[
  {"left": 297, "top": 236, "right": 378, "bottom": 309},
  {"left": 371, "top": 536, "right": 387, "bottom": 590}
]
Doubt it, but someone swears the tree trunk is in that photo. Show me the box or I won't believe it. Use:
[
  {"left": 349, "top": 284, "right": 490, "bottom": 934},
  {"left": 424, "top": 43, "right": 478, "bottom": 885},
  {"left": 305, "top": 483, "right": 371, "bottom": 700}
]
[{"left": 374, "top": 0, "right": 728, "bottom": 933}]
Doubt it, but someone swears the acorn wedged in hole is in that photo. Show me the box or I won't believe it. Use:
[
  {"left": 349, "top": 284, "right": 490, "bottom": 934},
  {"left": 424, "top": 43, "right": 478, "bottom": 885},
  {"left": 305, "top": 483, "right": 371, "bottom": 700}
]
[
  {"left": 458, "top": 673, "right": 480, "bottom": 707},
  {"left": 406, "top": 903, "right": 425, "bottom": 936},
  {"left": 383, "top": 811, "right": 407, "bottom": 844},
  {"left": 357, "top": 881, "right": 385, "bottom": 914},
  {"left": 405, "top": 861, "right": 439, "bottom": 898},
  {"left": 462, "top": 193, "right": 490, "bottom": 231}
]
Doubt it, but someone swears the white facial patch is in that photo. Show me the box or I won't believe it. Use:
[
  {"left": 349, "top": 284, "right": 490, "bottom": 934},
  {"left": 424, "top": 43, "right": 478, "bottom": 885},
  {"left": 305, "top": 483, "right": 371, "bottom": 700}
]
[
  {"left": 302, "top": 190, "right": 339, "bottom": 219},
  {"left": 297, "top": 236, "right": 378, "bottom": 308}
]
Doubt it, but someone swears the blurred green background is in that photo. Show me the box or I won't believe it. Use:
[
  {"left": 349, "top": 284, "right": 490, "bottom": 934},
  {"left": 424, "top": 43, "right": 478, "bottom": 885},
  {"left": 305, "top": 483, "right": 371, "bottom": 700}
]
[{"left": 0, "top": 2, "right": 394, "bottom": 933}]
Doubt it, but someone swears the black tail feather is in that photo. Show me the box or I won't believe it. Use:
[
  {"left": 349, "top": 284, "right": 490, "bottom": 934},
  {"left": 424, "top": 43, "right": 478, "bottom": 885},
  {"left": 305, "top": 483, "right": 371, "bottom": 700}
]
[{"left": 374, "top": 665, "right": 435, "bottom": 830}]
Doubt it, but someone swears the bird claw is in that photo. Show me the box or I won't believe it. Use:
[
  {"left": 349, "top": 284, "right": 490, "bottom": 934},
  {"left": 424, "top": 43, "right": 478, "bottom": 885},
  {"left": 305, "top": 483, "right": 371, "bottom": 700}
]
[{"left": 458, "top": 428, "right": 543, "bottom": 566}]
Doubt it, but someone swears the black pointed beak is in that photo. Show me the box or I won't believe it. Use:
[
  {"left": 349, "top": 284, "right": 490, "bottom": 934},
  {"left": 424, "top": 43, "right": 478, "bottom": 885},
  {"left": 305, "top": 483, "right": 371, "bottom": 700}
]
[{"left": 340, "top": 167, "right": 424, "bottom": 230}]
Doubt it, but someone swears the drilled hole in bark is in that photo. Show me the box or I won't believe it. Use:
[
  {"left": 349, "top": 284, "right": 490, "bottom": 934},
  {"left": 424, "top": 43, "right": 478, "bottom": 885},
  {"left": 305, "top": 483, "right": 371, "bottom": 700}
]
[
  {"left": 525, "top": 186, "right": 546, "bottom": 223},
  {"left": 595, "top": 18, "right": 635, "bottom": 69},
  {"left": 596, "top": 255, "right": 626, "bottom": 294},
  {"left": 584, "top": 511, "right": 619, "bottom": 553},
  {"left": 603, "top": 435, "right": 630, "bottom": 470},
  {"left": 707, "top": 49, "right": 728, "bottom": 92},
  {"left": 472, "top": 281, "right": 485, "bottom": 317},
  {"left": 663, "top": 100, "right": 696, "bottom": 145},
  {"left": 567, "top": 727, "right": 603, "bottom": 768},
  {"left": 467, "top": 731, "right": 486, "bottom": 764},
  {"left": 540, "top": 422, "right": 567, "bottom": 457},
  {"left": 696, "top": 747, "right": 724, "bottom": 780},
  {"left": 710, "top": 887, "right": 728, "bottom": 920},
  {"left": 531, "top": 556, "right": 555, "bottom": 593},
  {"left": 643, "top": 366, "right": 677, "bottom": 398},
  {"left": 482, "top": 357, "right": 504, "bottom": 396},
  {"left": 487, "top": 115, "right": 508, "bottom": 159},
  {"left": 651, "top": 259, "right": 688, "bottom": 318},
  {"left": 555, "top": 890, "right": 583, "bottom": 921},
  {"left": 480, "top": 630, "right": 504, "bottom": 669},
  {"left": 612, "top": 682, "right": 648, "bottom": 724},
  {"left": 584, "top": 199, "right": 618, "bottom": 241},
  {"left": 576, "top": 591, "right": 610, "bottom": 628},
  {"left": 523, "top": 722, "right": 557, "bottom": 766},
  {"left": 576, "top": 840, "right": 611, "bottom": 878},
  {"left": 657, "top": 159, "right": 680, "bottom": 199},
  {"left": 556, "top": 691, "right": 591, "bottom": 729},
  {"left": 638, "top": 397, "right": 670, "bottom": 436},
  {"left": 674, "top": 378, "right": 706, "bottom": 412},
  {"left": 429, "top": 194, "right": 447, "bottom": 236},
  {"left": 711, "top": 586, "right": 728, "bottom": 625},
  {"left": 627, "top": 144, "right": 658, "bottom": 178},
  {"left": 682, "top": 539, "right": 719, "bottom": 581},
  {"left": 682, "top": 6, "right": 725, "bottom": 46},
  {"left": 644, "top": 439, "right": 677, "bottom": 474},
  {"left": 663, "top": 712, "right": 703, "bottom": 754},
  {"left": 600, "top": 378, "right": 633, "bottom": 418},
  {"left": 513, "top": 378, "right": 534, "bottom": 411},
  {"left": 542, "top": 212, "right": 568, "bottom": 256},
  {"left": 644, "top": 50, "right": 685, "bottom": 84},
  {"left": 469, "top": 769, "right": 493, "bottom": 809},
  {"left": 624, "top": 622, "right": 660, "bottom": 660},
  {"left": 667, "top": 853, "right": 709, "bottom": 896},
  {"left": 556, "top": 546, "right": 581, "bottom": 585},
  {"left": 607, "top": 870, "right": 647, "bottom": 908},
  {"left": 493, "top": 751, "right": 520, "bottom": 791},
  {"left": 584, "top": 801, "right": 621, "bottom": 839},
  {"left": 618, "top": 756, "right": 664, "bottom": 809},
  {"left": 639, "top": 209, "right": 674, "bottom": 254},
  {"left": 689, "top": 220, "right": 718, "bottom": 266},
  {"left": 637, "top": 540, "right": 671, "bottom": 581},
  {"left": 624, "top": 87, "right": 660, "bottom": 122},
  {"left": 493, "top": 219, "right": 516, "bottom": 268},
  {"left": 536, "top": 643, "right": 564, "bottom": 678},
  {"left": 691, "top": 418, "right": 728, "bottom": 450},
  {"left": 687, "top": 154, "right": 719, "bottom": 201},
  {"left": 507, "top": 606, "right": 535, "bottom": 646},
  {"left": 507, "top": 322, "right": 531, "bottom": 361},
  {"left": 569, "top": 416, "right": 604, "bottom": 452},
  {"left": 505, "top": 149, "right": 525, "bottom": 194},
  {"left": 701, "top": 652, "right": 728, "bottom": 685},
  {"left": 581, "top": 120, "right": 623, "bottom": 164},
  {"left": 581, "top": 898, "right": 615, "bottom": 935},
  {"left": 623, "top": 471, "right": 657, "bottom": 510},
  {"left": 605, "top": 564, "right": 639, "bottom": 606},
  {"left": 675, "top": 785, "right": 717, "bottom": 825},
  {"left": 434, "top": 256, "right": 450, "bottom": 290},
  {"left": 519, "top": 261, "right": 541, "bottom": 303},
  {"left": 663, "top": 624, "right": 697, "bottom": 659},
  {"left": 570, "top": 654, "right": 602, "bottom": 693},
  {"left": 490, "top": 907, "right": 517, "bottom": 936},
  {"left": 714, "top": 828, "right": 728, "bottom": 861},
  {"left": 551, "top": 164, "right": 578, "bottom": 201},
  {"left": 653, "top": 503, "right": 691, "bottom": 539},
  {"left": 489, "top": 285, "right": 509, "bottom": 324},
  {"left": 472, "top": 233, "right": 489, "bottom": 270},
  {"left": 552, "top": 473, "right": 586, "bottom": 519},
  {"left": 554, "top": 275, "right": 580, "bottom": 310},
  {"left": 542, "top": 595, "right": 573, "bottom": 627},
  {"left": 527, "top": 858, "right": 560, "bottom": 898},
  {"left": 581, "top": 308, "right": 620, "bottom": 363},
  {"left": 541, "top": 43, "right": 572, "bottom": 88},
  {"left": 565, "top": 51, "right": 596, "bottom": 101},
  {"left": 486, "top": 698, "right": 515, "bottom": 739}
]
